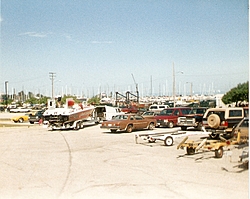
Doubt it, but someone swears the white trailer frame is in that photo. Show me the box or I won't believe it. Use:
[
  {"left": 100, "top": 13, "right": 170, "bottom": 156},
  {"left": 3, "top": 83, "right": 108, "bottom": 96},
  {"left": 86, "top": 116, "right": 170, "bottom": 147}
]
[{"left": 135, "top": 128, "right": 210, "bottom": 146}]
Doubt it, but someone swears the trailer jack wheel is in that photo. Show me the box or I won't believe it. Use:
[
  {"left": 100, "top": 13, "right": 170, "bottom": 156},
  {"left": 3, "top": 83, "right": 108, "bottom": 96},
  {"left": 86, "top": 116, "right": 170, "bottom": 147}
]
[
  {"left": 164, "top": 136, "right": 173, "bottom": 146},
  {"left": 186, "top": 147, "right": 195, "bottom": 155},
  {"left": 215, "top": 147, "right": 224, "bottom": 158}
]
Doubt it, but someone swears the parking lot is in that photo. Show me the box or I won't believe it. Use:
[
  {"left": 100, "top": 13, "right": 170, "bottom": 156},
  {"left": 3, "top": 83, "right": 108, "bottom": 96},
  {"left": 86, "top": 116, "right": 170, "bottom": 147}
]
[{"left": 0, "top": 115, "right": 248, "bottom": 199}]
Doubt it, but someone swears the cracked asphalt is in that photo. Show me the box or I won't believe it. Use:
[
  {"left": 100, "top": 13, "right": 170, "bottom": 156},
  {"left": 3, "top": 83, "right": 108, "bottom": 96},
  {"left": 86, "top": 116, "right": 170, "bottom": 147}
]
[{"left": 0, "top": 118, "right": 248, "bottom": 199}]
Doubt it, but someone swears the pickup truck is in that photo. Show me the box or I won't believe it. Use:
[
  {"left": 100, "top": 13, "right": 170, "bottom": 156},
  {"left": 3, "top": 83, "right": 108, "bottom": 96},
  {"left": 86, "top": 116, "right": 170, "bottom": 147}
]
[
  {"left": 177, "top": 107, "right": 207, "bottom": 130},
  {"left": 154, "top": 107, "right": 192, "bottom": 128},
  {"left": 29, "top": 110, "right": 45, "bottom": 124},
  {"left": 121, "top": 105, "right": 138, "bottom": 113}
]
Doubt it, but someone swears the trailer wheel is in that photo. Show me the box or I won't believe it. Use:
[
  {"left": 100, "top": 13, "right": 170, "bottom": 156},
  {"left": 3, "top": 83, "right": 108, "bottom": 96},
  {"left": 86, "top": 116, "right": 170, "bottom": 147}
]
[
  {"left": 126, "top": 125, "right": 133, "bottom": 133},
  {"left": 18, "top": 118, "right": 24, "bottom": 123},
  {"left": 164, "top": 136, "right": 173, "bottom": 146},
  {"left": 74, "top": 122, "right": 80, "bottom": 130},
  {"left": 215, "top": 147, "right": 223, "bottom": 158},
  {"left": 186, "top": 147, "right": 195, "bottom": 155},
  {"left": 209, "top": 132, "right": 219, "bottom": 139}
]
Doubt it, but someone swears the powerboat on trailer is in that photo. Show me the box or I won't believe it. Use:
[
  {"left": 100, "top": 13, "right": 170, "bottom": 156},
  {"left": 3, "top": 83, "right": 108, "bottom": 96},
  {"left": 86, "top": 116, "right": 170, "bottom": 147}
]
[{"left": 43, "top": 98, "right": 95, "bottom": 130}]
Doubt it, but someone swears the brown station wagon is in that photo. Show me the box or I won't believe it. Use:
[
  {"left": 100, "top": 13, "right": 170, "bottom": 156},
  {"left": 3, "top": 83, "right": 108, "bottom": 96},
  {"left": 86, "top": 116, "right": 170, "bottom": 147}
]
[{"left": 100, "top": 114, "right": 157, "bottom": 133}]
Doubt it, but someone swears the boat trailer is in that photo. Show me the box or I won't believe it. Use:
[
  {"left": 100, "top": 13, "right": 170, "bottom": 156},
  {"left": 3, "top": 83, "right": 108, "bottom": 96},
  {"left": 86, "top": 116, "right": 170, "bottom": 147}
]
[
  {"left": 135, "top": 130, "right": 209, "bottom": 146},
  {"left": 177, "top": 131, "right": 247, "bottom": 158}
]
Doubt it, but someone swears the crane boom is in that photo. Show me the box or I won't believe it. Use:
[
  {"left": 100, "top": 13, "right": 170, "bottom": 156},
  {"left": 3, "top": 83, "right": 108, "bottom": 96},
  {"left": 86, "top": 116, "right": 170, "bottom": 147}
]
[{"left": 131, "top": 73, "right": 138, "bottom": 93}]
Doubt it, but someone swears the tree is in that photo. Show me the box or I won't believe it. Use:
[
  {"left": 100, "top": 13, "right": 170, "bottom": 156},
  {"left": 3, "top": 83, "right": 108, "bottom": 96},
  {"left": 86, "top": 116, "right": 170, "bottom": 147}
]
[
  {"left": 88, "top": 95, "right": 100, "bottom": 105},
  {"left": 222, "top": 82, "right": 249, "bottom": 106}
]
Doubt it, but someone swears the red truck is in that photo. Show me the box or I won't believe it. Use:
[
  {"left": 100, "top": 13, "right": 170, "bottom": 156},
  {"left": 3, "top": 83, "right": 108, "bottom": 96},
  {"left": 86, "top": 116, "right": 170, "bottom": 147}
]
[{"left": 154, "top": 107, "right": 192, "bottom": 128}]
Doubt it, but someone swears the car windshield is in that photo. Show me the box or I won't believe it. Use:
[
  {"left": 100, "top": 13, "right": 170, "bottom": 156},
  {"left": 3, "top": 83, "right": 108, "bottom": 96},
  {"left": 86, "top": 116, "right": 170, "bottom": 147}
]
[
  {"left": 112, "top": 115, "right": 128, "bottom": 120},
  {"left": 182, "top": 109, "right": 191, "bottom": 114},
  {"left": 190, "top": 108, "right": 206, "bottom": 114},
  {"left": 159, "top": 109, "right": 173, "bottom": 115},
  {"left": 143, "top": 112, "right": 154, "bottom": 116}
]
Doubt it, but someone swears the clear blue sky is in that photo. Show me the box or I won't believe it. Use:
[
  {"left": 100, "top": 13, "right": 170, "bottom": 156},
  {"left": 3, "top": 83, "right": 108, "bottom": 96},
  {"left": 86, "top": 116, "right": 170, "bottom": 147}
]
[{"left": 1, "top": 0, "right": 249, "bottom": 98}]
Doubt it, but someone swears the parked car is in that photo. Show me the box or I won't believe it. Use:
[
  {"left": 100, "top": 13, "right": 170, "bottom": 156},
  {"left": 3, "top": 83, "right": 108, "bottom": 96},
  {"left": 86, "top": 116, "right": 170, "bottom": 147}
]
[
  {"left": 29, "top": 110, "right": 45, "bottom": 124},
  {"left": 12, "top": 113, "right": 32, "bottom": 123},
  {"left": 202, "top": 107, "right": 247, "bottom": 139},
  {"left": 93, "top": 105, "right": 124, "bottom": 123},
  {"left": 154, "top": 107, "right": 192, "bottom": 128},
  {"left": 177, "top": 107, "right": 207, "bottom": 130},
  {"left": 149, "top": 104, "right": 169, "bottom": 113},
  {"left": 9, "top": 107, "right": 32, "bottom": 113},
  {"left": 100, "top": 114, "right": 156, "bottom": 133},
  {"left": 141, "top": 111, "right": 158, "bottom": 119}
]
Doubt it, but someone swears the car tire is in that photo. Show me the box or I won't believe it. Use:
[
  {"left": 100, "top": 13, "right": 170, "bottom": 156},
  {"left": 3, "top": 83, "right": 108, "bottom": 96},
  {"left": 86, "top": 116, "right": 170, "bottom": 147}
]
[
  {"left": 207, "top": 114, "right": 220, "bottom": 128},
  {"left": 215, "top": 146, "right": 224, "bottom": 158},
  {"left": 195, "top": 122, "right": 203, "bottom": 131},
  {"left": 126, "top": 125, "right": 133, "bottom": 133},
  {"left": 164, "top": 136, "right": 173, "bottom": 146},
  {"left": 148, "top": 122, "right": 155, "bottom": 130},
  {"left": 181, "top": 126, "right": 187, "bottom": 131},
  {"left": 168, "top": 122, "right": 174, "bottom": 128},
  {"left": 110, "top": 129, "right": 117, "bottom": 133}
]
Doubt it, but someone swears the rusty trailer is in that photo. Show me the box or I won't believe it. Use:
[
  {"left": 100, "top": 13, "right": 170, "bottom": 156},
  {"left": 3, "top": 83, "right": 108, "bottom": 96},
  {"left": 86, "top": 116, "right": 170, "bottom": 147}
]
[{"left": 177, "top": 131, "right": 246, "bottom": 158}]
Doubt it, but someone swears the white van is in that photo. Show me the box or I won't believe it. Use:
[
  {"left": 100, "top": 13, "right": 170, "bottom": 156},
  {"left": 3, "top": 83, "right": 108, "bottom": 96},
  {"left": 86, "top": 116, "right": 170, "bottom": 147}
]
[
  {"left": 94, "top": 105, "right": 124, "bottom": 122},
  {"left": 149, "top": 104, "right": 169, "bottom": 113}
]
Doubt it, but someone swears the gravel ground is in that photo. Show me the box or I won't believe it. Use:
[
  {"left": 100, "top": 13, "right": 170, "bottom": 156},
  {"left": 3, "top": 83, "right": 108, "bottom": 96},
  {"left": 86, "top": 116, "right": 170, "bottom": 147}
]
[{"left": 0, "top": 113, "right": 248, "bottom": 199}]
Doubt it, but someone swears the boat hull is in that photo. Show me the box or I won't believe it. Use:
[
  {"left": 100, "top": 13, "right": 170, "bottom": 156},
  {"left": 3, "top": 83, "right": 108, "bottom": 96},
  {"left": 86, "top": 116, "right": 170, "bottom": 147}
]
[{"left": 43, "top": 107, "right": 94, "bottom": 128}]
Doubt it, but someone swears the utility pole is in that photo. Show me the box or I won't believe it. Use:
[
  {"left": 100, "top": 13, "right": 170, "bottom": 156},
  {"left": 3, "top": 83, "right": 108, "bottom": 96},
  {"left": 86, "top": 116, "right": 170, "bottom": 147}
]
[{"left": 49, "top": 72, "right": 56, "bottom": 99}]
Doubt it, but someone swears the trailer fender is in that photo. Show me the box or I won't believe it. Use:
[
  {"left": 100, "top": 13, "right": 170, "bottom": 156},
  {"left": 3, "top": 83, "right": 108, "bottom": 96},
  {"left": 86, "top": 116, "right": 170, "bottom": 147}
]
[{"left": 177, "top": 136, "right": 188, "bottom": 149}]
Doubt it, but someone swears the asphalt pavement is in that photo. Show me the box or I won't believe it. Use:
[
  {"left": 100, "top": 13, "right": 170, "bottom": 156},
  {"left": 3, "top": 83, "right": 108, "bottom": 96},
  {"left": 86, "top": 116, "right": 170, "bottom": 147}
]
[{"left": 0, "top": 112, "right": 248, "bottom": 199}]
